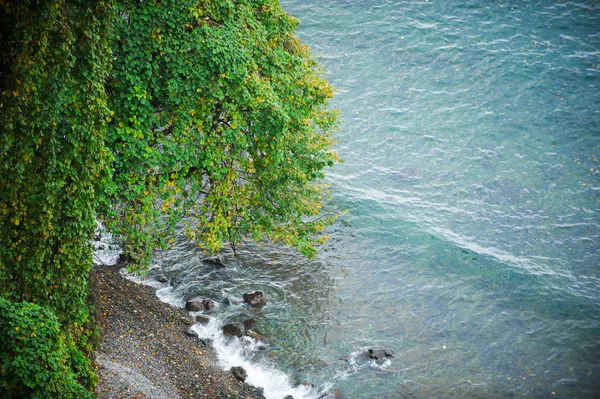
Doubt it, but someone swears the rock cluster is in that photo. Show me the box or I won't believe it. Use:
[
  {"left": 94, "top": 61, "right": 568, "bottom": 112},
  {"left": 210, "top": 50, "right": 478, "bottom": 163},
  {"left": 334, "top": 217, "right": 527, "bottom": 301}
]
[
  {"left": 185, "top": 298, "right": 216, "bottom": 312},
  {"left": 364, "top": 347, "right": 395, "bottom": 361}
]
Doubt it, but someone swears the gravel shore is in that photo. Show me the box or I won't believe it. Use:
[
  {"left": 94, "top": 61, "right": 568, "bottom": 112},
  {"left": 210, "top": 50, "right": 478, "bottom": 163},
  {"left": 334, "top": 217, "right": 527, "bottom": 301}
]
[{"left": 92, "top": 264, "right": 265, "bottom": 399}]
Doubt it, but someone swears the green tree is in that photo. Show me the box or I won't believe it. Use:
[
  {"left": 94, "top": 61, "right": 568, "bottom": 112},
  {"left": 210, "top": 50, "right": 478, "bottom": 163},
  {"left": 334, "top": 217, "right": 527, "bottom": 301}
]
[{"left": 102, "top": 0, "right": 340, "bottom": 268}]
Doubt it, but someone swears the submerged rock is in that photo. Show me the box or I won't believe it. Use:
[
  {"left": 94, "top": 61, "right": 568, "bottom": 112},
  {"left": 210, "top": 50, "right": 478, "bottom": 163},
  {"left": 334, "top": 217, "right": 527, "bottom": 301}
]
[
  {"left": 154, "top": 273, "right": 169, "bottom": 284},
  {"left": 243, "top": 319, "right": 256, "bottom": 329},
  {"left": 185, "top": 298, "right": 216, "bottom": 312},
  {"left": 230, "top": 366, "right": 247, "bottom": 382},
  {"left": 243, "top": 291, "right": 267, "bottom": 306},
  {"left": 203, "top": 256, "right": 226, "bottom": 268},
  {"left": 222, "top": 323, "right": 245, "bottom": 337},
  {"left": 223, "top": 297, "right": 242, "bottom": 306},
  {"left": 283, "top": 396, "right": 294, "bottom": 399},
  {"left": 169, "top": 276, "right": 183, "bottom": 288},
  {"left": 196, "top": 315, "right": 211, "bottom": 325},
  {"left": 364, "top": 347, "right": 395, "bottom": 361}
]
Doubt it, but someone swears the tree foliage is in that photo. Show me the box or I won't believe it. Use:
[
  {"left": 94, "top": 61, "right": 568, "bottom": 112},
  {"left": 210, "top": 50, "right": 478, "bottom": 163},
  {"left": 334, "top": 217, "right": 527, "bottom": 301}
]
[
  {"left": 1, "top": 0, "right": 338, "bottom": 395},
  {"left": 0, "top": 298, "right": 95, "bottom": 398},
  {"left": 0, "top": 0, "right": 114, "bottom": 396},
  {"left": 102, "top": 0, "right": 339, "bottom": 268}
]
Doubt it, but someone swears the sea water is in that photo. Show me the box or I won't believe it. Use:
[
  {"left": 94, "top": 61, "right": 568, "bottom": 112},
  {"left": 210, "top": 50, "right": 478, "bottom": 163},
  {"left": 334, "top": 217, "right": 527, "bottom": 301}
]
[{"left": 144, "top": 1, "right": 600, "bottom": 398}]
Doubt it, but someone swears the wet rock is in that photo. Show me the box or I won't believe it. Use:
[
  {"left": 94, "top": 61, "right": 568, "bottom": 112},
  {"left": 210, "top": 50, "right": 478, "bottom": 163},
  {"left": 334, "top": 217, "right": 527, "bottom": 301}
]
[
  {"left": 196, "top": 315, "right": 211, "bottom": 325},
  {"left": 198, "top": 338, "right": 211, "bottom": 348},
  {"left": 222, "top": 323, "right": 245, "bottom": 337},
  {"left": 155, "top": 274, "right": 169, "bottom": 284},
  {"left": 186, "top": 328, "right": 199, "bottom": 338},
  {"left": 202, "top": 299, "right": 217, "bottom": 311},
  {"left": 230, "top": 366, "right": 247, "bottom": 382},
  {"left": 180, "top": 315, "right": 196, "bottom": 325},
  {"left": 319, "top": 388, "right": 343, "bottom": 399},
  {"left": 243, "top": 291, "right": 267, "bottom": 306},
  {"left": 203, "top": 256, "right": 226, "bottom": 268},
  {"left": 185, "top": 298, "right": 216, "bottom": 312},
  {"left": 283, "top": 396, "right": 294, "bottom": 399},
  {"left": 185, "top": 299, "right": 204, "bottom": 312},
  {"left": 364, "top": 347, "right": 395, "bottom": 361}
]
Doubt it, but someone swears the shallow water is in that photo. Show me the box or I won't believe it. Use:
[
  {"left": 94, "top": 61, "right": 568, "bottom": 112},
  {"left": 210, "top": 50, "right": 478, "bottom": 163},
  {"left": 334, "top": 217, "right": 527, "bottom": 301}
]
[{"left": 148, "top": 1, "right": 600, "bottom": 398}]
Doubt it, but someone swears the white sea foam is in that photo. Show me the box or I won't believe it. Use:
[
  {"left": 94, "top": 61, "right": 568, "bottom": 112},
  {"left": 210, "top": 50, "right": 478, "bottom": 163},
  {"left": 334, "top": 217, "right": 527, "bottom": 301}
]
[
  {"left": 122, "top": 269, "right": 320, "bottom": 399},
  {"left": 190, "top": 321, "right": 317, "bottom": 399}
]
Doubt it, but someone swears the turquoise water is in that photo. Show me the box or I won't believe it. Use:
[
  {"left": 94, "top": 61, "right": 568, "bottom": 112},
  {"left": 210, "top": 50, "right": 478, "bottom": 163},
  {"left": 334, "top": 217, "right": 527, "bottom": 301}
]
[{"left": 152, "top": 1, "right": 600, "bottom": 398}]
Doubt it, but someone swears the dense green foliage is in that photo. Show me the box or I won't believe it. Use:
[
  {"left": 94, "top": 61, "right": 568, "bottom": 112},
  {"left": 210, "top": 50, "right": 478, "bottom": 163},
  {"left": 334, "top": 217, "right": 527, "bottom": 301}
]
[
  {"left": 1, "top": 0, "right": 337, "bottom": 396},
  {"left": 0, "top": 0, "right": 114, "bottom": 396},
  {"left": 103, "top": 0, "right": 339, "bottom": 267},
  {"left": 0, "top": 298, "right": 95, "bottom": 398}
]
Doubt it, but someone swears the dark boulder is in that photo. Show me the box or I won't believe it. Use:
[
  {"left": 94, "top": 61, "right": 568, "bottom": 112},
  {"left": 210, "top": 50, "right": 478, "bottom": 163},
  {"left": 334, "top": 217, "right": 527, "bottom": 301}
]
[
  {"left": 243, "top": 291, "right": 267, "bottom": 306},
  {"left": 364, "top": 347, "right": 395, "bottom": 361},
  {"left": 196, "top": 315, "right": 211, "bottom": 325},
  {"left": 186, "top": 328, "right": 200, "bottom": 338},
  {"left": 203, "top": 256, "right": 226, "bottom": 268},
  {"left": 154, "top": 273, "right": 169, "bottom": 284},
  {"left": 230, "top": 366, "right": 247, "bottom": 382},
  {"left": 283, "top": 396, "right": 294, "bottom": 399},
  {"left": 222, "top": 322, "right": 245, "bottom": 337},
  {"left": 185, "top": 298, "right": 216, "bottom": 312}
]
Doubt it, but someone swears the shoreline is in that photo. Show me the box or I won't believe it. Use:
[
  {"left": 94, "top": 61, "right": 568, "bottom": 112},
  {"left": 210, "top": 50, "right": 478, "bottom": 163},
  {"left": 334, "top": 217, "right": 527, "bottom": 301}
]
[{"left": 91, "top": 264, "right": 266, "bottom": 399}]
